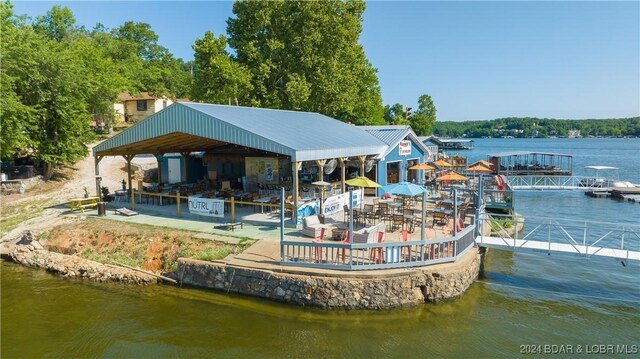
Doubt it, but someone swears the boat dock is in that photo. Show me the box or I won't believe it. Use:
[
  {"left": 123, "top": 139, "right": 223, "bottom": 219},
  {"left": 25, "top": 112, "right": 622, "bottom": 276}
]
[{"left": 585, "top": 187, "right": 640, "bottom": 203}]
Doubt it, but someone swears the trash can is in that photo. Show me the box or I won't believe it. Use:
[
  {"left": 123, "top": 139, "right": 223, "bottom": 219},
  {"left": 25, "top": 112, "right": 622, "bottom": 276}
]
[{"left": 97, "top": 202, "right": 107, "bottom": 216}]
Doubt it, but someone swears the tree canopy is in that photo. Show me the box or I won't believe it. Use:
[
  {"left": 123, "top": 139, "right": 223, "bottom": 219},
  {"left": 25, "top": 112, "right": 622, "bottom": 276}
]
[
  {"left": 226, "top": 0, "right": 384, "bottom": 124},
  {"left": 433, "top": 117, "right": 640, "bottom": 138},
  {"left": 383, "top": 94, "right": 438, "bottom": 135}
]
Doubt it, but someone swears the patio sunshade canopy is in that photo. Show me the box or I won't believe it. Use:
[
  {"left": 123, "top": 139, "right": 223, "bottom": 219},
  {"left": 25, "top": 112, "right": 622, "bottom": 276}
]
[
  {"left": 469, "top": 160, "right": 493, "bottom": 167},
  {"left": 93, "top": 102, "right": 387, "bottom": 162},
  {"left": 408, "top": 163, "right": 436, "bottom": 170},
  {"left": 345, "top": 177, "right": 381, "bottom": 188},
  {"left": 381, "top": 182, "right": 427, "bottom": 196},
  {"left": 432, "top": 159, "right": 452, "bottom": 167},
  {"left": 437, "top": 171, "right": 469, "bottom": 181},
  {"left": 467, "top": 164, "right": 493, "bottom": 173}
]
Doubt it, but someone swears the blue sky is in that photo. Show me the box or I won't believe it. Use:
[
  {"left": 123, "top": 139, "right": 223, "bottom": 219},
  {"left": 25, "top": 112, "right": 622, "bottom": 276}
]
[{"left": 13, "top": 1, "right": 640, "bottom": 121}]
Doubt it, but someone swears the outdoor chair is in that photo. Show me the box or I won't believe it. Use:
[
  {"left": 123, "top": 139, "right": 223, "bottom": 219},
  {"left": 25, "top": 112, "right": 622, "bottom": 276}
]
[
  {"left": 400, "top": 230, "right": 412, "bottom": 261},
  {"left": 378, "top": 203, "right": 391, "bottom": 227},
  {"left": 370, "top": 231, "right": 385, "bottom": 264},
  {"left": 433, "top": 211, "right": 449, "bottom": 227},
  {"left": 302, "top": 215, "right": 335, "bottom": 239},
  {"left": 391, "top": 214, "right": 405, "bottom": 232},
  {"left": 312, "top": 228, "right": 326, "bottom": 263},
  {"left": 363, "top": 204, "right": 375, "bottom": 223}
]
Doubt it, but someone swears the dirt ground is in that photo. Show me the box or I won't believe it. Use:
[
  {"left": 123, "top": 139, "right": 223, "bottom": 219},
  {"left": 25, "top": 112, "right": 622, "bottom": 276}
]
[
  {"left": 0, "top": 141, "right": 254, "bottom": 273},
  {"left": 1, "top": 142, "right": 157, "bottom": 242},
  {"left": 43, "top": 218, "right": 251, "bottom": 273}
]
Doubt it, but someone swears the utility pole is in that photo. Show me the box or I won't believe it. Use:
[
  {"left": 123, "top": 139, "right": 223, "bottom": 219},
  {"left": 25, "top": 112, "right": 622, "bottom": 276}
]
[{"left": 405, "top": 107, "right": 412, "bottom": 124}]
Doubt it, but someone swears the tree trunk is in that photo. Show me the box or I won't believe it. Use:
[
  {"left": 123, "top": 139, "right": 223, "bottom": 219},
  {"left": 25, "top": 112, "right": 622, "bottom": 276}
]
[{"left": 42, "top": 162, "right": 54, "bottom": 180}]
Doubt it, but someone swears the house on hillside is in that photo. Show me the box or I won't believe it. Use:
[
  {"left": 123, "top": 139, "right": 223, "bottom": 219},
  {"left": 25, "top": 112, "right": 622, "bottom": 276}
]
[{"left": 114, "top": 92, "right": 176, "bottom": 123}]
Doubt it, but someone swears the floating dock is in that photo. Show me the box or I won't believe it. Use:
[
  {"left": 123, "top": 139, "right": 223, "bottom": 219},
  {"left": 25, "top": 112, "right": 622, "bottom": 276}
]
[{"left": 585, "top": 187, "right": 640, "bottom": 203}]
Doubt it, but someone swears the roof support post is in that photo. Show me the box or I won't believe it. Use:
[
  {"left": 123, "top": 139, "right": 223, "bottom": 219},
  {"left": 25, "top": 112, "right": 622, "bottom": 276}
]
[
  {"left": 338, "top": 158, "right": 348, "bottom": 194},
  {"left": 181, "top": 152, "right": 190, "bottom": 183},
  {"left": 123, "top": 154, "right": 135, "bottom": 209},
  {"left": 95, "top": 155, "right": 103, "bottom": 200},
  {"left": 357, "top": 155, "right": 367, "bottom": 177},
  {"left": 315, "top": 159, "right": 326, "bottom": 216},
  {"left": 292, "top": 161, "right": 301, "bottom": 226},
  {"left": 154, "top": 153, "right": 163, "bottom": 185}
]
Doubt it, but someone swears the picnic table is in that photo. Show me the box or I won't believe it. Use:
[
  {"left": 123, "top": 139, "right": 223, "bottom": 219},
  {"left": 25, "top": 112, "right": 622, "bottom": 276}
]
[
  {"left": 213, "top": 222, "right": 243, "bottom": 232},
  {"left": 69, "top": 196, "right": 99, "bottom": 212}
]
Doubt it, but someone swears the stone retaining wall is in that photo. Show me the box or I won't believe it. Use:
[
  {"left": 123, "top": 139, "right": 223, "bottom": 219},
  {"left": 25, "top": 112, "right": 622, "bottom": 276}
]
[{"left": 177, "top": 248, "right": 483, "bottom": 309}]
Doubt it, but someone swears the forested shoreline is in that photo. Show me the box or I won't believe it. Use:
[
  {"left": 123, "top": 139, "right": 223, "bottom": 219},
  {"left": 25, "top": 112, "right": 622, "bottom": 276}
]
[{"left": 434, "top": 117, "right": 640, "bottom": 138}]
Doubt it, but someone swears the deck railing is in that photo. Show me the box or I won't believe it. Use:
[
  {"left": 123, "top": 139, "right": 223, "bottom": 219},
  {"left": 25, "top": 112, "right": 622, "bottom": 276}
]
[
  {"left": 280, "top": 225, "right": 477, "bottom": 270},
  {"left": 476, "top": 213, "right": 640, "bottom": 261},
  {"left": 506, "top": 175, "right": 610, "bottom": 190}
]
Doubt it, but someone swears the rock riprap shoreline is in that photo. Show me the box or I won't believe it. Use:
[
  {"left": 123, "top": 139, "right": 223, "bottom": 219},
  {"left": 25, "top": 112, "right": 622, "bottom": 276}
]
[{"left": 6, "top": 232, "right": 158, "bottom": 285}]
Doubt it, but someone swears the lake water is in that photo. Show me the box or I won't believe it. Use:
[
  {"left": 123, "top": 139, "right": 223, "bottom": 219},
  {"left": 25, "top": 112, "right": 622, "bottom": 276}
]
[{"left": 2, "top": 138, "right": 639, "bottom": 358}]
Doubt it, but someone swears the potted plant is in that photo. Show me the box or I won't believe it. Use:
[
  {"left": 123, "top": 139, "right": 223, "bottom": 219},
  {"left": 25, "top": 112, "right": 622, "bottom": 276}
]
[{"left": 83, "top": 186, "right": 89, "bottom": 198}]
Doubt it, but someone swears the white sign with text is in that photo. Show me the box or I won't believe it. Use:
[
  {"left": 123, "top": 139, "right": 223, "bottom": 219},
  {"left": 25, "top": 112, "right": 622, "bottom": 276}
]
[
  {"left": 322, "top": 189, "right": 363, "bottom": 215},
  {"left": 398, "top": 140, "right": 412, "bottom": 156},
  {"left": 188, "top": 196, "right": 224, "bottom": 217}
]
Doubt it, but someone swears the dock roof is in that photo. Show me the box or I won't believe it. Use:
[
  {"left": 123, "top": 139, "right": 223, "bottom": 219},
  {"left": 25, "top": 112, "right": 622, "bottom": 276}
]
[
  {"left": 94, "top": 102, "right": 387, "bottom": 162},
  {"left": 487, "top": 151, "right": 573, "bottom": 158}
]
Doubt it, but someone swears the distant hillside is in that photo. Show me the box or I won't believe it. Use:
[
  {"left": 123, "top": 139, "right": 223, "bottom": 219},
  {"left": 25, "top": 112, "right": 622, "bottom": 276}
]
[{"left": 433, "top": 117, "right": 640, "bottom": 138}]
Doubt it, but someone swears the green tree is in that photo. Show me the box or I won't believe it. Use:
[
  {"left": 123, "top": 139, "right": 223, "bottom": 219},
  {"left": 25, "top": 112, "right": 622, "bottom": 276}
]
[
  {"left": 32, "top": 4, "right": 76, "bottom": 41},
  {"left": 383, "top": 103, "right": 405, "bottom": 125},
  {"left": 409, "top": 94, "right": 437, "bottom": 135},
  {"left": 227, "top": 0, "right": 384, "bottom": 124},
  {"left": 2, "top": 3, "right": 94, "bottom": 177},
  {"left": 192, "top": 31, "right": 253, "bottom": 105},
  {"left": 0, "top": 1, "right": 36, "bottom": 160}
]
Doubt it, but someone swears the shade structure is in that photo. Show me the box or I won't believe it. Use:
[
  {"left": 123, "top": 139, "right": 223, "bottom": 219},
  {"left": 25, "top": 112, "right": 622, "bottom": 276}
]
[
  {"left": 381, "top": 182, "right": 427, "bottom": 196},
  {"left": 437, "top": 171, "right": 469, "bottom": 181},
  {"left": 470, "top": 160, "right": 493, "bottom": 168},
  {"left": 467, "top": 164, "right": 493, "bottom": 173},
  {"left": 345, "top": 176, "right": 381, "bottom": 188},
  {"left": 433, "top": 159, "right": 452, "bottom": 167},
  {"left": 408, "top": 163, "right": 436, "bottom": 170}
]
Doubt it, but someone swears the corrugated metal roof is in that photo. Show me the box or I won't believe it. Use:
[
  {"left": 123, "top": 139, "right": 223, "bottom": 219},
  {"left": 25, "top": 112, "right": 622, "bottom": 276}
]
[
  {"left": 94, "top": 102, "right": 387, "bottom": 162},
  {"left": 488, "top": 151, "right": 573, "bottom": 157},
  {"left": 359, "top": 126, "right": 435, "bottom": 159}
]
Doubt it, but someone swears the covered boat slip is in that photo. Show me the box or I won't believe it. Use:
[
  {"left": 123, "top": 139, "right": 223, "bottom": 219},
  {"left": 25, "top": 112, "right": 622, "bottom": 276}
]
[
  {"left": 487, "top": 151, "right": 573, "bottom": 176},
  {"left": 93, "top": 102, "right": 387, "bottom": 225}
]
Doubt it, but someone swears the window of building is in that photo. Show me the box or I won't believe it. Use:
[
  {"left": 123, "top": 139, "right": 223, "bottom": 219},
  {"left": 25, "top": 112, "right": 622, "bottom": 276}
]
[{"left": 136, "top": 100, "right": 147, "bottom": 111}]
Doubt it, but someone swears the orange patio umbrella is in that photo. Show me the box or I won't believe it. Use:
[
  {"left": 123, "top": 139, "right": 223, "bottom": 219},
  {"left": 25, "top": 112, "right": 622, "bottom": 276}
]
[
  {"left": 467, "top": 164, "right": 493, "bottom": 173},
  {"left": 408, "top": 163, "right": 436, "bottom": 170},
  {"left": 437, "top": 171, "right": 469, "bottom": 181},
  {"left": 469, "top": 160, "right": 492, "bottom": 168},
  {"left": 432, "top": 159, "right": 452, "bottom": 167}
]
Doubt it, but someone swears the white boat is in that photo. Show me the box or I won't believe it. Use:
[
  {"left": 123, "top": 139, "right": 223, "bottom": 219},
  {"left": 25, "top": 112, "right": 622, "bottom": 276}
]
[{"left": 579, "top": 166, "right": 636, "bottom": 188}]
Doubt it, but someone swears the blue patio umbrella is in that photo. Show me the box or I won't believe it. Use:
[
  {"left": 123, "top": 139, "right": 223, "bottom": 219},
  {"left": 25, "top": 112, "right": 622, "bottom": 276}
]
[{"left": 381, "top": 182, "right": 427, "bottom": 196}]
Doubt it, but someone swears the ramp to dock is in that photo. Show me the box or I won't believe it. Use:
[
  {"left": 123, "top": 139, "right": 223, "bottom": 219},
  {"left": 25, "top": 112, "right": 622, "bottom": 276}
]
[{"left": 476, "top": 236, "right": 640, "bottom": 261}]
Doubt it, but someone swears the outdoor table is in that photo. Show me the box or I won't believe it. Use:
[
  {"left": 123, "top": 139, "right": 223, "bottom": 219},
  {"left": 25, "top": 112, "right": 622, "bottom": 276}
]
[
  {"left": 387, "top": 202, "right": 402, "bottom": 213},
  {"left": 114, "top": 190, "right": 128, "bottom": 202},
  {"left": 433, "top": 208, "right": 453, "bottom": 216},
  {"left": 332, "top": 227, "right": 348, "bottom": 241},
  {"left": 253, "top": 196, "right": 272, "bottom": 213},
  {"left": 213, "top": 222, "right": 243, "bottom": 231},
  {"left": 69, "top": 196, "right": 99, "bottom": 212}
]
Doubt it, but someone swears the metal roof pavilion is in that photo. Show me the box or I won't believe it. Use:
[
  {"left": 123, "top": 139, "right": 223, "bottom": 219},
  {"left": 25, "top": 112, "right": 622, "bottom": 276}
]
[{"left": 93, "top": 102, "right": 387, "bottom": 162}]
